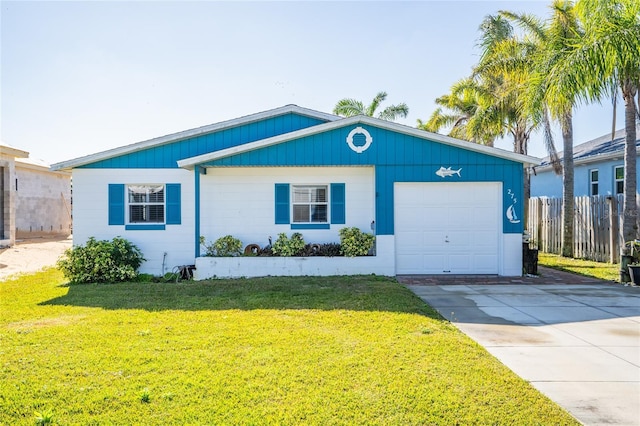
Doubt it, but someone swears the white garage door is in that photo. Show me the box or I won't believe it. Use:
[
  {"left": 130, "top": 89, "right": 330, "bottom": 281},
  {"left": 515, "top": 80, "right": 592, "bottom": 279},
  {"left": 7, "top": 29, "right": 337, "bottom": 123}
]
[{"left": 395, "top": 182, "right": 501, "bottom": 274}]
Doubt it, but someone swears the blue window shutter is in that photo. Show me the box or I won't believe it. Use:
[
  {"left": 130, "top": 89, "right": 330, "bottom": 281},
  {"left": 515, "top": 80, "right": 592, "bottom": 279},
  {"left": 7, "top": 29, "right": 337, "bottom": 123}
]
[
  {"left": 166, "top": 183, "right": 181, "bottom": 225},
  {"left": 108, "top": 184, "right": 125, "bottom": 225},
  {"left": 275, "top": 183, "right": 290, "bottom": 224},
  {"left": 331, "top": 183, "right": 345, "bottom": 224}
]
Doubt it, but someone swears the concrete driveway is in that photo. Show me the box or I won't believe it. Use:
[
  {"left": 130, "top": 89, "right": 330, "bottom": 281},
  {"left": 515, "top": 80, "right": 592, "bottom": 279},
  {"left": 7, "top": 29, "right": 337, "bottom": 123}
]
[{"left": 403, "top": 274, "right": 640, "bottom": 426}]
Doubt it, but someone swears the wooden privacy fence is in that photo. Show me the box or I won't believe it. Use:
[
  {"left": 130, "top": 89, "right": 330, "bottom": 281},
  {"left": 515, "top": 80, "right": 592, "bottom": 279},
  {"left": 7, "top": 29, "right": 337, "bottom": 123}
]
[{"left": 527, "top": 195, "right": 625, "bottom": 263}]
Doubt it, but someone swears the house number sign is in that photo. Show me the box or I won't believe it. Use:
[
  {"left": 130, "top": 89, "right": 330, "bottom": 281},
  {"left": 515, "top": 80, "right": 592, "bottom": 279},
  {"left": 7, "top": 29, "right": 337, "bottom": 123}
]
[{"left": 346, "top": 127, "right": 373, "bottom": 153}]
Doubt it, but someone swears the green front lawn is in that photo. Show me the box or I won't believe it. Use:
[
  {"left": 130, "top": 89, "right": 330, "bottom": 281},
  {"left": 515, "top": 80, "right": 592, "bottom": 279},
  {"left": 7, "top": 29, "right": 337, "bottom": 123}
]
[
  {"left": 539, "top": 252, "right": 620, "bottom": 281},
  {"left": 1, "top": 270, "right": 578, "bottom": 425}
]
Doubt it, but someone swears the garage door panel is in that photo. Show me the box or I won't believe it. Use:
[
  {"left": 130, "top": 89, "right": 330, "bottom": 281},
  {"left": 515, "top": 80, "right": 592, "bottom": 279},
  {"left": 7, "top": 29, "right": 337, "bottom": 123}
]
[
  {"left": 422, "top": 254, "right": 447, "bottom": 274},
  {"left": 395, "top": 182, "right": 500, "bottom": 275}
]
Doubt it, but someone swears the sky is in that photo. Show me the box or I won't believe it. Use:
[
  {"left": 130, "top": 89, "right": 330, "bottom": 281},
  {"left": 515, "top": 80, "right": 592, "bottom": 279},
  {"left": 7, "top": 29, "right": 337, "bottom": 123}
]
[{"left": 1, "top": 0, "right": 624, "bottom": 165}]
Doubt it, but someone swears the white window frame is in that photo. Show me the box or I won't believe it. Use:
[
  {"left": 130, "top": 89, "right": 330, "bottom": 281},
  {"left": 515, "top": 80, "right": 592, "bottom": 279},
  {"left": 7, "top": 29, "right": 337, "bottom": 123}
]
[
  {"left": 614, "top": 166, "right": 624, "bottom": 195},
  {"left": 590, "top": 169, "right": 599, "bottom": 196},
  {"left": 127, "top": 184, "right": 165, "bottom": 224},
  {"left": 292, "top": 185, "right": 329, "bottom": 224}
]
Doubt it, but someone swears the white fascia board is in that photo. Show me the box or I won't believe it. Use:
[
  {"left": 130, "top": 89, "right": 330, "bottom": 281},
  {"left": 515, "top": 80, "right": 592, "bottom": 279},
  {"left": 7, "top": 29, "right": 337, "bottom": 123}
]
[
  {"left": 51, "top": 105, "right": 340, "bottom": 171},
  {"left": 0, "top": 145, "right": 29, "bottom": 158},
  {"left": 178, "top": 115, "right": 541, "bottom": 169}
]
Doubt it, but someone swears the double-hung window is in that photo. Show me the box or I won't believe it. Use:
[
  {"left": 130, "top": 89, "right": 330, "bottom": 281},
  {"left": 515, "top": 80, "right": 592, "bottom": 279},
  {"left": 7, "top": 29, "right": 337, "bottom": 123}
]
[
  {"left": 128, "top": 185, "right": 165, "bottom": 223},
  {"left": 590, "top": 169, "right": 599, "bottom": 195},
  {"left": 292, "top": 185, "right": 328, "bottom": 223},
  {"left": 615, "top": 166, "right": 624, "bottom": 194}
]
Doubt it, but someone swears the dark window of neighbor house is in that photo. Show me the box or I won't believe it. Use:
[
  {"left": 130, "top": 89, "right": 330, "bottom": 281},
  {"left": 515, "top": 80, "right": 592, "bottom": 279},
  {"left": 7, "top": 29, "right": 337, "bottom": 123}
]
[
  {"left": 128, "top": 184, "right": 165, "bottom": 223},
  {"left": 590, "top": 169, "right": 599, "bottom": 195},
  {"left": 615, "top": 166, "right": 624, "bottom": 194},
  {"left": 292, "top": 185, "right": 328, "bottom": 223}
]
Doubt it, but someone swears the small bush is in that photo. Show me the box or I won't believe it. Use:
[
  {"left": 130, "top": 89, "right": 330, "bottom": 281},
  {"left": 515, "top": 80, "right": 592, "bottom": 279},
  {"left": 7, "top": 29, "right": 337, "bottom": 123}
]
[
  {"left": 200, "top": 235, "right": 242, "bottom": 257},
  {"left": 57, "top": 237, "right": 145, "bottom": 284},
  {"left": 339, "top": 227, "right": 375, "bottom": 257},
  {"left": 317, "top": 243, "right": 343, "bottom": 257},
  {"left": 272, "top": 232, "right": 306, "bottom": 256},
  {"left": 301, "top": 243, "right": 343, "bottom": 257}
]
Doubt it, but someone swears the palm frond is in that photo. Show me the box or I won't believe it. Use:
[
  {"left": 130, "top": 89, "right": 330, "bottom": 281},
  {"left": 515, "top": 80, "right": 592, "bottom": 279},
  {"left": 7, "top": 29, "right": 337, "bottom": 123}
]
[
  {"left": 367, "top": 91, "right": 388, "bottom": 117},
  {"left": 333, "top": 99, "right": 365, "bottom": 117},
  {"left": 378, "top": 103, "right": 409, "bottom": 121}
]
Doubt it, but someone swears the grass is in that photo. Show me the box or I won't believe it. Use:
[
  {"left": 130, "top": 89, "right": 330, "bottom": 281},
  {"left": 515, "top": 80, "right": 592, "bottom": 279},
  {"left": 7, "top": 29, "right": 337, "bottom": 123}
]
[
  {"left": 1, "top": 270, "right": 578, "bottom": 425},
  {"left": 538, "top": 252, "right": 620, "bottom": 281}
]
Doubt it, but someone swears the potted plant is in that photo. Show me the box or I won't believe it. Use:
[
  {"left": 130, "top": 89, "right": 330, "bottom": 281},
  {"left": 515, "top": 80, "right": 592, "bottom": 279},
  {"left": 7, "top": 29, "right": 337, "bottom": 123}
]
[{"left": 623, "top": 240, "right": 640, "bottom": 285}]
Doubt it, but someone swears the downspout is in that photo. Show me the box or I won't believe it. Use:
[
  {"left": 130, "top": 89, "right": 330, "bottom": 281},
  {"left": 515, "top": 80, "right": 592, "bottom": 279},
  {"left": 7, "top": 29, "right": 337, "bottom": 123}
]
[{"left": 194, "top": 165, "right": 201, "bottom": 258}]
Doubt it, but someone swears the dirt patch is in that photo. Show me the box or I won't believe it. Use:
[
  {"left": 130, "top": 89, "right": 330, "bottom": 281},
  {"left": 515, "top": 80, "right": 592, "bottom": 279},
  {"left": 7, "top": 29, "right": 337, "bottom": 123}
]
[
  {"left": 0, "top": 236, "right": 72, "bottom": 281},
  {"left": 6, "top": 314, "right": 87, "bottom": 332}
]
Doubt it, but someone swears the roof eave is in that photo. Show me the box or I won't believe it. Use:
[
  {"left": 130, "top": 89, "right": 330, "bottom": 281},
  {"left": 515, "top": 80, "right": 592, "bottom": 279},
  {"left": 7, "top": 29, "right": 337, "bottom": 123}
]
[
  {"left": 534, "top": 147, "right": 639, "bottom": 172},
  {"left": 51, "top": 105, "right": 340, "bottom": 171},
  {"left": 178, "top": 115, "right": 541, "bottom": 169},
  {"left": 0, "top": 145, "right": 29, "bottom": 159}
]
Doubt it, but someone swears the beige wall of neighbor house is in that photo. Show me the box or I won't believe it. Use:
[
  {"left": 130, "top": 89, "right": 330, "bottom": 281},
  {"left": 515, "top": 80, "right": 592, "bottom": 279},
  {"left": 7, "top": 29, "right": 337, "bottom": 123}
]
[
  {"left": 1, "top": 144, "right": 29, "bottom": 246},
  {"left": 0, "top": 144, "right": 72, "bottom": 246},
  {"left": 15, "top": 158, "right": 72, "bottom": 239}
]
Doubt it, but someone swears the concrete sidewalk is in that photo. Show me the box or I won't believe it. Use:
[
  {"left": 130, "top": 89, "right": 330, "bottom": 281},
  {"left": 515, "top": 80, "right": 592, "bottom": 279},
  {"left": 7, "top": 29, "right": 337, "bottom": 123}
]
[{"left": 404, "top": 279, "right": 640, "bottom": 426}]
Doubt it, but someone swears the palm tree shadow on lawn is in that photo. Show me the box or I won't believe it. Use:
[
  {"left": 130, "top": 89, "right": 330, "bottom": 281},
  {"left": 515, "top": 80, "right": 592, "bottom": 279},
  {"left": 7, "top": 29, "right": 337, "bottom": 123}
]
[{"left": 41, "top": 275, "right": 441, "bottom": 317}]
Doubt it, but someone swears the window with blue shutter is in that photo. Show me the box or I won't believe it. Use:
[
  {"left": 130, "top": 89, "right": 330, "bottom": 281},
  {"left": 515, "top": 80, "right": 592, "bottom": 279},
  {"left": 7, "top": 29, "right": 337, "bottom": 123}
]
[
  {"left": 275, "top": 183, "right": 290, "bottom": 224},
  {"left": 275, "top": 182, "right": 346, "bottom": 229},
  {"left": 108, "top": 184, "right": 125, "bottom": 225},
  {"left": 110, "top": 183, "right": 180, "bottom": 230},
  {"left": 330, "top": 183, "right": 345, "bottom": 224},
  {"left": 166, "top": 183, "right": 181, "bottom": 225}
]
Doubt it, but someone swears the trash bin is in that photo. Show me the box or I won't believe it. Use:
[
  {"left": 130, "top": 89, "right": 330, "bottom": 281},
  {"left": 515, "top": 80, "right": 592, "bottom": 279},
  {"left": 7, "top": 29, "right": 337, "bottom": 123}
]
[
  {"left": 620, "top": 255, "right": 634, "bottom": 283},
  {"left": 523, "top": 243, "right": 538, "bottom": 275}
]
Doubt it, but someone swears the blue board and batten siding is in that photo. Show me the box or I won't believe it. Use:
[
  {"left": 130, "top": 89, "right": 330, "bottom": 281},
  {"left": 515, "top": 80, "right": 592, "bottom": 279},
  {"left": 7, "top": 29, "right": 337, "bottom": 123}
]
[
  {"left": 80, "top": 113, "right": 327, "bottom": 169},
  {"left": 203, "top": 124, "right": 524, "bottom": 235}
]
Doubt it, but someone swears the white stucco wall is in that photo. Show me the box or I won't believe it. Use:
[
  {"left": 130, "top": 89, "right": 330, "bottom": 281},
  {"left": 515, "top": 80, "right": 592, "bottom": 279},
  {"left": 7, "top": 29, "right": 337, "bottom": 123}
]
[
  {"left": 15, "top": 161, "right": 72, "bottom": 238},
  {"left": 72, "top": 168, "right": 195, "bottom": 276},
  {"left": 200, "top": 166, "right": 376, "bottom": 249}
]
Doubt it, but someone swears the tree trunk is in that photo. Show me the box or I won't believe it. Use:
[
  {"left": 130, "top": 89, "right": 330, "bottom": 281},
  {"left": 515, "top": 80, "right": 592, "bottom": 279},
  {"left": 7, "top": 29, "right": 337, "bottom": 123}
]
[
  {"left": 561, "top": 113, "right": 574, "bottom": 257},
  {"left": 622, "top": 80, "right": 638, "bottom": 246}
]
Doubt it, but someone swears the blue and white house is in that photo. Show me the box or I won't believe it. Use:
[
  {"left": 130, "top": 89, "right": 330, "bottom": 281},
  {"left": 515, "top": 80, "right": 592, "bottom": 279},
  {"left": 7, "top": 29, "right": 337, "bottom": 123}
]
[
  {"left": 52, "top": 105, "right": 539, "bottom": 278},
  {"left": 531, "top": 126, "right": 640, "bottom": 198}
]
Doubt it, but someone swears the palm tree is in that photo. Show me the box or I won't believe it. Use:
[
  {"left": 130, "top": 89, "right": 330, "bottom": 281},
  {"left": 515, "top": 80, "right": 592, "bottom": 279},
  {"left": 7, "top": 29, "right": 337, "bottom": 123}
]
[
  {"left": 548, "top": 0, "right": 640, "bottom": 246},
  {"left": 418, "top": 77, "right": 500, "bottom": 146},
  {"left": 499, "top": 1, "right": 582, "bottom": 258},
  {"left": 424, "top": 15, "right": 561, "bottom": 209},
  {"left": 333, "top": 91, "right": 409, "bottom": 121}
]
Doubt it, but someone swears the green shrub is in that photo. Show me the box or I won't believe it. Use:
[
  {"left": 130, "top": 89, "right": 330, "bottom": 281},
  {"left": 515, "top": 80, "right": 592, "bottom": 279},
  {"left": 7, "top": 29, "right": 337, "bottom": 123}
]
[
  {"left": 200, "top": 235, "right": 242, "bottom": 257},
  {"left": 213, "top": 235, "right": 243, "bottom": 257},
  {"left": 57, "top": 237, "right": 145, "bottom": 284},
  {"left": 339, "top": 227, "right": 375, "bottom": 257},
  {"left": 272, "top": 232, "right": 306, "bottom": 256}
]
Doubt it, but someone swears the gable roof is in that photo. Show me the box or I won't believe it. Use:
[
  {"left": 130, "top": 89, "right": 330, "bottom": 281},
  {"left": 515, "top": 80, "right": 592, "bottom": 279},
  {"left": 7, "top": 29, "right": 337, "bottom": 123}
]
[
  {"left": 177, "top": 115, "right": 540, "bottom": 169},
  {"left": 51, "top": 105, "right": 339, "bottom": 171},
  {"left": 536, "top": 125, "right": 640, "bottom": 171}
]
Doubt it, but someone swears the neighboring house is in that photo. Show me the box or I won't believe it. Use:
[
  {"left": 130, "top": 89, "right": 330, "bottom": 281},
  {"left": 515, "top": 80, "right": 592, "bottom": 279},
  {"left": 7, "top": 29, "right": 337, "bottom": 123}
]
[
  {"left": 52, "top": 105, "right": 538, "bottom": 277},
  {"left": 15, "top": 157, "right": 72, "bottom": 239},
  {"left": 530, "top": 126, "right": 640, "bottom": 198},
  {"left": 1, "top": 144, "right": 72, "bottom": 246}
]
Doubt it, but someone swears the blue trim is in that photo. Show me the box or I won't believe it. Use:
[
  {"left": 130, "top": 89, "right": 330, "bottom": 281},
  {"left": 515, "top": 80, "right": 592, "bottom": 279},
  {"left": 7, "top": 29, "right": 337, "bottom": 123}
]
[
  {"left": 125, "top": 224, "right": 166, "bottom": 230},
  {"left": 274, "top": 183, "right": 290, "bottom": 224},
  {"left": 291, "top": 223, "right": 330, "bottom": 230},
  {"left": 108, "top": 184, "right": 125, "bottom": 225},
  {"left": 330, "top": 183, "right": 345, "bottom": 224},
  {"left": 195, "top": 166, "right": 201, "bottom": 257},
  {"left": 166, "top": 183, "right": 181, "bottom": 225}
]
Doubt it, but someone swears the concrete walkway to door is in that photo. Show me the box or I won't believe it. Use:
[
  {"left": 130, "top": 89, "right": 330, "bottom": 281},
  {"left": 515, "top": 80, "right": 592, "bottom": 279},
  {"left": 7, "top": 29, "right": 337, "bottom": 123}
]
[{"left": 401, "top": 269, "right": 640, "bottom": 426}]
